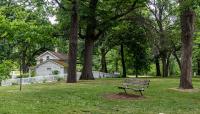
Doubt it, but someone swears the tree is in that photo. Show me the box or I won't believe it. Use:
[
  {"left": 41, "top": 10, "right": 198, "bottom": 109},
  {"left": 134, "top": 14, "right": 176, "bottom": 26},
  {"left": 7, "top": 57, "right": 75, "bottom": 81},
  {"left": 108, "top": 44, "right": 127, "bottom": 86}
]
[
  {"left": 54, "top": 0, "right": 147, "bottom": 79},
  {"left": 146, "top": 0, "right": 179, "bottom": 77},
  {"left": 79, "top": 0, "right": 147, "bottom": 80},
  {"left": 67, "top": 0, "right": 79, "bottom": 83},
  {"left": 179, "top": 0, "right": 195, "bottom": 89},
  {"left": 0, "top": 4, "right": 56, "bottom": 73},
  {"left": 101, "top": 20, "right": 150, "bottom": 77}
]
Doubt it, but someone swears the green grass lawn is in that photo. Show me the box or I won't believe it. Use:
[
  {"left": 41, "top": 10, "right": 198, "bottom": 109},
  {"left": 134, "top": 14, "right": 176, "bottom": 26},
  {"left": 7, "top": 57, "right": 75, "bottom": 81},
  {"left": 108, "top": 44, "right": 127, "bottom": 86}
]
[{"left": 0, "top": 77, "right": 200, "bottom": 114}]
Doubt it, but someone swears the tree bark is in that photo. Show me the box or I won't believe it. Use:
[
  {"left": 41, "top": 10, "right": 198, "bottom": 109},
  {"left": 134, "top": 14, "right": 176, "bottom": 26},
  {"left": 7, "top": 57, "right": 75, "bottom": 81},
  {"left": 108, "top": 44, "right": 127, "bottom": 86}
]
[
  {"left": 67, "top": 0, "right": 78, "bottom": 83},
  {"left": 21, "top": 46, "right": 28, "bottom": 73},
  {"left": 80, "top": 0, "right": 98, "bottom": 80},
  {"left": 155, "top": 57, "right": 161, "bottom": 76},
  {"left": 115, "top": 57, "right": 119, "bottom": 72},
  {"left": 120, "top": 44, "right": 126, "bottom": 78},
  {"left": 161, "top": 57, "right": 168, "bottom": 77},
  {"left": 135, "top": 69, "right": 138, "bottom": 78},
  {"left": 161, "top": 58, "right": 166, "bottom": 77},
  {"left": 80, "top": 38, "right": 95, "bottom": 80},
  {"left": 173, "top": 51, "right": 181, "bottom": 71},
  {"left": 179, "top": 2, "right": 194, "bottom": 89},
  {"left": 197, "top": 59, "right": 200, "bottom": 75},
  {"left": 100, "top": 48, "right": 108, "bottom": 73},
  {"left": 166, "top": 53, "right": 171, "bottom": 77}
]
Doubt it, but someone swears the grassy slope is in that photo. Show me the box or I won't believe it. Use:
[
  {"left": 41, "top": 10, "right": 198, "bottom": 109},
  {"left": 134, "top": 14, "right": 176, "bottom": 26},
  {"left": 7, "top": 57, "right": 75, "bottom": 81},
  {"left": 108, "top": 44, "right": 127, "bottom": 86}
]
[{"left": 0, "top": 78, "right": 200, "bottom": 114}]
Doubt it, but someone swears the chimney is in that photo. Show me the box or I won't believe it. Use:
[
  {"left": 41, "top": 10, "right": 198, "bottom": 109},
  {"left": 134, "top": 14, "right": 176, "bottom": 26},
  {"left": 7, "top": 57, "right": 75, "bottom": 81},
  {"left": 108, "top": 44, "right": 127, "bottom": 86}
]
[{"left": 55, "top": 47, "right": 58, "bottom": 52}]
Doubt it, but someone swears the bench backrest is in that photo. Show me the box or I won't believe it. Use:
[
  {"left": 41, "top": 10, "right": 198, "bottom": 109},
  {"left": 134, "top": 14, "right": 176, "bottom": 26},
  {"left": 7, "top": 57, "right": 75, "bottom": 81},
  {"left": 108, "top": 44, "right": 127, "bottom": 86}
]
[{"left": 123, "top": 78, "right": 150, "bottom": 88}]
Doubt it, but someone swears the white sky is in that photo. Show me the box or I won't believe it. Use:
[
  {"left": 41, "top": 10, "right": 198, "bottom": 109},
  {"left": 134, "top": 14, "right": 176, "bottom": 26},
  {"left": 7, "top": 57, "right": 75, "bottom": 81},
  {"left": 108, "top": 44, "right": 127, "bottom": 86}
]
[{"left": 48, "top": 15, "right": 58, "bottom": 25}]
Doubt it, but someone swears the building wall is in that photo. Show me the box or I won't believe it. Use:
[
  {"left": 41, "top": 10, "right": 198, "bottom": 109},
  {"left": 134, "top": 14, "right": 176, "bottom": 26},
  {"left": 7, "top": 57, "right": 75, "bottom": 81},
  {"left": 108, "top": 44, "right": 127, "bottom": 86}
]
[
  {"left": 36, "top": 53, "right": 58, "bottom": 64},
  {"left": 35, "top": 61, "right": 64, "bottom": 76}
]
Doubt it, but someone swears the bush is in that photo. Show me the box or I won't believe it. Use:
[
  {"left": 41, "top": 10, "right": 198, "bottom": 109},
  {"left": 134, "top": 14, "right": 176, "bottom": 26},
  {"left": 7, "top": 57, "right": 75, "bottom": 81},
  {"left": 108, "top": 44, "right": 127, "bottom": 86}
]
[
  {"left": 52, "top": 70, "right": 60, "bottom": 75},
  {"left": 54, "top": 76, "right": 64, "bottom": 81},
  {"left": 43, "top": 79, "right": 47, "bottom": 83},
  {"left": 12, "top": 82, "right": 18, "bottom": 85},
  {"left": 17, "top": 73, "right": 29, "bottom": 78},
  {"left": 0, "top": 60, "right": 14, "bottom": 82},
  {"left": 31, "top": 71, "right": 36, "bottom": 77}
]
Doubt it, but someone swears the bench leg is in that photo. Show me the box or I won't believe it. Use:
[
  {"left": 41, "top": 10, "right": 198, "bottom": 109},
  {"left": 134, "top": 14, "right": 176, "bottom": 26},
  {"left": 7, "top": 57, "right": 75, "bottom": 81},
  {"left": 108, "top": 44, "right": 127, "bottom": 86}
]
[{"left": 139, "top": 90, "right": 143, "bottom": 96}]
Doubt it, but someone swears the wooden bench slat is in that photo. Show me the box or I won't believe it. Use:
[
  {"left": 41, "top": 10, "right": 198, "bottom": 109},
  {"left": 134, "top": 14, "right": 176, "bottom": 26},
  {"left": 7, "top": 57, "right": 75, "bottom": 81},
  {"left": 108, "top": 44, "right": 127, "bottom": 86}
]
[{"left": 118, "top": 78, "right": 150, "bottom": 96}]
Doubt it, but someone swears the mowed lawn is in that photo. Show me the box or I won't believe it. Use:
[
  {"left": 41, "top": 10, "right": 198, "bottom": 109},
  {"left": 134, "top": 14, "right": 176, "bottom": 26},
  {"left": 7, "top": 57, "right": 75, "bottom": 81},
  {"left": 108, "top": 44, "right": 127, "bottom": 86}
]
[{"left": 0, "top": 78, "right": 200, "bottom": 114}]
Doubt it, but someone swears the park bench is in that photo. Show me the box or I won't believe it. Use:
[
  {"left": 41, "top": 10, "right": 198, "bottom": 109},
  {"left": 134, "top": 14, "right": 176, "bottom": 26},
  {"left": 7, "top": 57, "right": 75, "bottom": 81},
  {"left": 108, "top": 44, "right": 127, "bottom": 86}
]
[{"left": 118, "top": 78, "right": 150, "bottom": 96}]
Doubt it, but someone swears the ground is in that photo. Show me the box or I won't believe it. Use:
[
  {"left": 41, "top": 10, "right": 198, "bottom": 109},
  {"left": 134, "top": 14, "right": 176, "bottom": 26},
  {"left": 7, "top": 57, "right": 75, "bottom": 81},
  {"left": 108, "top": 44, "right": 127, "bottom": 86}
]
[{"left": 0, "top": 77, "right": 200, "bottom": 114}]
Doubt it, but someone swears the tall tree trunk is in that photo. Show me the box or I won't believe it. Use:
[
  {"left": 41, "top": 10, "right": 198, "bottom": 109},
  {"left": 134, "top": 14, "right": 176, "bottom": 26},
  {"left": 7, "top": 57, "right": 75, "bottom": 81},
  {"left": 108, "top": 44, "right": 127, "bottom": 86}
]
[
  {"left": 155, "top": 57, "right": 161, "bottom": 76},
  {"left": 100, "top": 48, "right": 108, "bottom": 73},
  {"left": 173, "top": 51, "right": 181, "bottom": 71},
  {"left": 80, "top": 39, "right": 95, "bottom": 80},
  {"left": 197, "top": 59, "right": 200, "bottom": 75},
  {"left": 135, "top": 69, "right": 138, "bottom": 78},
  {"left": 115, "top": 57, "right": 119, "bottom": 72},
  {"left": 67, "top": 0, "right": 79, "bottom": 83},
  {"left": 22, "top": 58, "right": 28, "bottom": 73},
  {"left": 80, "top": 0, "right": 98, "bottom": 80},
  {"left": 161, "top": 57, "right": 168, "bottom": 77},
  {"left": 166, "top": 54, "right": 171, "bottom": 77},
  {"left": 120, "top": 44, "right": 126, "bottom": 78},
  {"left": 22, "top": 46, "right": 28, "bottom": 73},
  {"left": 179, "top": 2, "right": 194, "bottom": 89}
]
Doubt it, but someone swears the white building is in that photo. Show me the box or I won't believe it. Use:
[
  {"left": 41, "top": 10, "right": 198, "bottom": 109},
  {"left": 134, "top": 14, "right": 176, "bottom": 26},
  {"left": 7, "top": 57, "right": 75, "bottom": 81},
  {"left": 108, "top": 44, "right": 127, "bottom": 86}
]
[{"left": 34, "top": 51, "right": 68, "bottom": 76}]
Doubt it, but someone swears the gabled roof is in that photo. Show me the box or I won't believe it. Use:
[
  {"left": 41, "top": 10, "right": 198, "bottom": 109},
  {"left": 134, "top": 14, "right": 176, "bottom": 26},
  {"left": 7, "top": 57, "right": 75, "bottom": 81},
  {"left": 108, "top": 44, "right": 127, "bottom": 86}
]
[
  {"left": 35, "top": 60, "right": 67, "bottom": 69},
  {"left": 49, "top": 51, "right": 68, "bottom": 60},
  {"left": 36, "top": 51, "right": 68, "bottom": 60},
  {"left": 53, "top": 60, "right": 68, "bottom": 67}
]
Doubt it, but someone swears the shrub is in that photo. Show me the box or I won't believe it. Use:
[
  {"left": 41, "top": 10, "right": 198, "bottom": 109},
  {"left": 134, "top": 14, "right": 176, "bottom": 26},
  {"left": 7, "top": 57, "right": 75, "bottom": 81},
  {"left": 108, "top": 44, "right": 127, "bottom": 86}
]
[
  {"left": 43, "top": 79, "right": 47, "bottom": 83},
  {"left": 52, "top": 70, "right": 60, "bottom": 75},
  {"left": 31, "top": 71, "right": 36, "bottom": 77},
  {"left": 54, "top": 76, "right": 64, "bottom": 81},
  {"left": 16, "top": 73, "right": 29, "bottom": 78},
  {"left": 12, "top": 82, "right": 18, "bottom": 85},
  {"left": 0, "top": 60, "right": 14, "bottom": 82}
]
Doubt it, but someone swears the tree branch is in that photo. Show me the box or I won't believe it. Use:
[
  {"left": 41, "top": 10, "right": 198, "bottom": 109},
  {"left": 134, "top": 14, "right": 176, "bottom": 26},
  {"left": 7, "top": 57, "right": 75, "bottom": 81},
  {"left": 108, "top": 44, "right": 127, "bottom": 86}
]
[
  {"left": 99, "top": 0, "right": 140, "bottom": 27},
  {"left": 54, "top": 0, "right": 68, "bottom": 11}
]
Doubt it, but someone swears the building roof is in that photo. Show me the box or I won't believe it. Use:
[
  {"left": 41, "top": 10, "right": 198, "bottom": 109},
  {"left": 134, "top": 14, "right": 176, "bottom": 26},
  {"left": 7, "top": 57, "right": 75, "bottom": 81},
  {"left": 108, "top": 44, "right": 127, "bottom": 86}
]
[
  {"left": 35, "top": 60, "right": 68, "bottom": 69},
  {"left": 36, "top": 51, "right": 68, "bottom": 60},
  {"left": 49, "top": 51, "right": 68, "bottom": 60},
  {"left": 52, "top": 60, "right": 68, "bottom": 67}
]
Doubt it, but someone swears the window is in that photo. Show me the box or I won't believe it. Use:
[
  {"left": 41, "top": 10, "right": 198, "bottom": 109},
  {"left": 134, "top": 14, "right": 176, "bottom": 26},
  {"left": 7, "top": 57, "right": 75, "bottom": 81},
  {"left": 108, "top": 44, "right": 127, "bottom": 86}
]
[
  {"left": 46, "top": 56, "right": 50, "bottom": 60},
  {"left": 40, "top": 59, "right": 43, "bottom": 63},
  {"left": 47, "top": 68, "right": 51, "bottom": 70}
]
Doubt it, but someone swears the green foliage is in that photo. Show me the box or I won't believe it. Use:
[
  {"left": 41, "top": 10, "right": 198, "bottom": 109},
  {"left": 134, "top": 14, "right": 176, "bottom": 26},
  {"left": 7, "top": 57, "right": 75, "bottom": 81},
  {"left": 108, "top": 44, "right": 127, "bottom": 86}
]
[
  {"left": 31, "top": 71, "right": 36, "bottom": 77},
  {"left": 52, "top": 70, "right": 60, "bottom": 75},
  {"left": 0, "top": 3, "right": 62, "bottom": 70},
  {"left": 124, "top": 24, "right": 151, "bottom": 75},
  {"left": 101, "top": 21, "right": 151, "bottom": 75},
  {"left": 180, "top": 0, "right": 200, "bottom": 10},
  {"left": 0, "top": 60, "right": 14, "bottom": 81}
]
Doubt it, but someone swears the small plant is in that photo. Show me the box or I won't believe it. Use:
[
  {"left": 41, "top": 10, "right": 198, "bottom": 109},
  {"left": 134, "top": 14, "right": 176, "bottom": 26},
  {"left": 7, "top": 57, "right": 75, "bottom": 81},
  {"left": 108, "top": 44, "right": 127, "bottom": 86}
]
[
  {"left": 52, "top": 70, "right": 60, "bottom": 75},
  {"left": 58, "top": 77, "right": 64, "bottom": 81},
  {"left": 12, "top": 82, "right": 18, "bottom": 85},
  {"left": 43, "top": 79, "right": 47, "bottom": 83},
  {"left": 17, "top": 73, "right": 29, "bottom": 78},
  {"left": 31, "top": 71, "right": 36, "bottom": 77},
  {"left": 54, "top": 76, "right": 64, "bottom": 82}
]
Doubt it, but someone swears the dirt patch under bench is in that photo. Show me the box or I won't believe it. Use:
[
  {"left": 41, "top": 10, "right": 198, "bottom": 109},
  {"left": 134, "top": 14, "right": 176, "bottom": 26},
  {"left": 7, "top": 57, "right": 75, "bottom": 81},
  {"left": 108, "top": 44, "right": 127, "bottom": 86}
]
[{"left": 104, "top": 92, "right": 145, "bottom": 100}]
